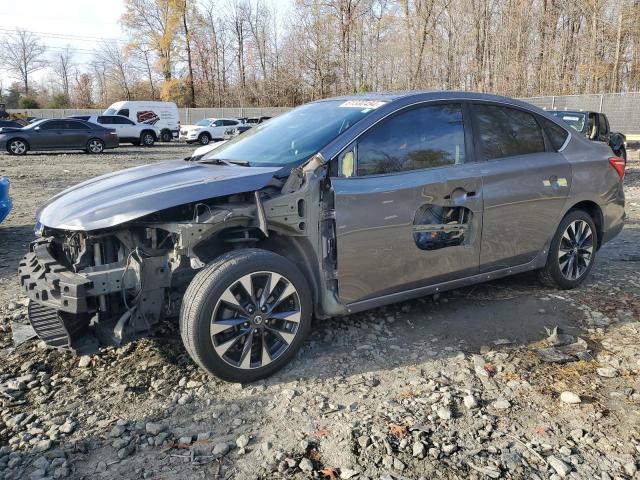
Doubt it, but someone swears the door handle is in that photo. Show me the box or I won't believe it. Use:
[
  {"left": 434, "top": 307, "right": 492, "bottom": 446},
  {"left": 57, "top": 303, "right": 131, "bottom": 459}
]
[{"left": 444, "top": 188, "right": 476, "bottom": 201}]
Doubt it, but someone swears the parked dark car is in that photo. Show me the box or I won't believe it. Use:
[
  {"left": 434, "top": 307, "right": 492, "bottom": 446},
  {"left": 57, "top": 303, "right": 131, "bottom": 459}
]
[
  {"left": 19, "top": 92, "right": 625, "bottom": 382},
  {"left": 0, "top": 176, "right": 11, "bottom": 224},
  {"left": 549, "top": 110, "right": 627, "bottom": 162},
  {"left": 246, "top": 116, "right": 271, "bottom": 124},
  {"left": 0, "top": 119, "right": 118, "bottom": 155},
  {"left": 225, "top": 124, "right": 252, "bottom": 138},
  {"left": 0, "top": 120, "right": 24, "bottom": 129}
]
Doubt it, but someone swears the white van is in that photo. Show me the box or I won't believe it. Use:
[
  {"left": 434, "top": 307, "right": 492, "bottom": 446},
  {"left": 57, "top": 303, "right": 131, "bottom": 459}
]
[{"left": 104, "top": 101, "right": 180, "bottom": 142}]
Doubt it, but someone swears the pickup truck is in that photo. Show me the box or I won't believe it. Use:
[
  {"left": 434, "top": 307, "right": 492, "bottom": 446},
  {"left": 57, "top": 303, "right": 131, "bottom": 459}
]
[{"left": 548, "top": 110, "right": 627, "bottom": 162}]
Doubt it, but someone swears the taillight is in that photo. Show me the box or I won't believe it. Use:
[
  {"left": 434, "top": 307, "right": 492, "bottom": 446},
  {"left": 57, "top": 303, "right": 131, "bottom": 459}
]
[{"left": 608, "top": 157, "right": 625, "bottom": 180}]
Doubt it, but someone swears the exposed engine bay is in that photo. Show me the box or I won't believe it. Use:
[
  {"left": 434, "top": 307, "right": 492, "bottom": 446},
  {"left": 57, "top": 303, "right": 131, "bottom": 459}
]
[{"left": 19, "top": 156, "right": 342, "bottom": 354}]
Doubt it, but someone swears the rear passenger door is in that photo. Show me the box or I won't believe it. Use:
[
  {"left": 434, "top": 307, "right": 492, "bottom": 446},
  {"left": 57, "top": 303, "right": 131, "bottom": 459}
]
[
  {"left": 63, "top": 120, "right": 91, "bottom": 148},
  {"left": 471, "top": 103, "right": 571, "bottom": 272},
  {"left": 332, "top": 102, "right": 483, "bottom": 304}
]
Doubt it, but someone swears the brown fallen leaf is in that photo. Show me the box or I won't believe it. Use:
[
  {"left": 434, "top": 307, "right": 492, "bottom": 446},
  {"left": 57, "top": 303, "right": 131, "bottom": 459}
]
[
  {"left": 319, "top": 467, "right": 339, "bottom": 479},
  {"left": 388, "top": 423, "right": 407, "bottom": 438},
  {"left": 484, "top": 362, "right": 497, "bottom": 375},
  {"left": 314, "top": 427, "right": 331, "bottom": 438}
]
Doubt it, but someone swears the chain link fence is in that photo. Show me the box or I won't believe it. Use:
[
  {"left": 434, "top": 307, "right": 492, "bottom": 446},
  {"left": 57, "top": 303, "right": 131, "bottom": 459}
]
[
  {"left": 8, "top": 94, "right": 640, "bottom": 135},
  {"left": 521, "top": 93, "right": 640, "bottom": 136}
]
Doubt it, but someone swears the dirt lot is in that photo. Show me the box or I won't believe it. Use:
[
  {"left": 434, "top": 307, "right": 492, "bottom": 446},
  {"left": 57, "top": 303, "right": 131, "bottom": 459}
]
[{"left": 0, "top": 145, "right": 639, "bottom": 480}]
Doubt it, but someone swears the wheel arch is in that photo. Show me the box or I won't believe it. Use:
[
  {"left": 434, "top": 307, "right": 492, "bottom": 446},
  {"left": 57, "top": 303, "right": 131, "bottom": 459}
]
[
  {"left": 567, "top": 200, "right": 604, "bottom": 250},
  {"left": 141, "top": 129, "right": 157, "bottom": 140},
  {"left": 7, "top": 137, "right": 29, "bottom": 151},
  {"left": 192, "top": 227, "right": 322, "bottom": 315}
]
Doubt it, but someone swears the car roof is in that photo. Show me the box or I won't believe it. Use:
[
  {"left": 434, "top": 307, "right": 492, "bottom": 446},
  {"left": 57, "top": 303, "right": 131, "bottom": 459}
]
[{"left": 312, "top": 90, "right": 543, "bottom": 111}]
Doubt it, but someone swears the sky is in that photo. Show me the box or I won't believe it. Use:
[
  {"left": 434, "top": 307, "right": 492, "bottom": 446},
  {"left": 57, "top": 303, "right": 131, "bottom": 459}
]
[
  {"left": 0, "top": 0, "right": 293, "bottom": 89},
  {"left": 1, "top": 0, "right": 127, "bottom": 86}
]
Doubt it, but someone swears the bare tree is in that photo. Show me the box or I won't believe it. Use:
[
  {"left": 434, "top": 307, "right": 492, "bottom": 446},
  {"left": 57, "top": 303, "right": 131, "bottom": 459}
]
[
  {"left": 53, "top": 47, "right": 73, "bottom": 97},
  {"left": 1, "top": 29, "right": 46, "bottom": 96}
]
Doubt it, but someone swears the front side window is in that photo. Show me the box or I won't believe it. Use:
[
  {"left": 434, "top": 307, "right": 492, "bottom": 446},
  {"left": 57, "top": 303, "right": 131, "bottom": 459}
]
[
  {"left": 356, "top": 103, "right": 466, "bottom": 176},
  {"left": 40, "top": 120, "right": 64, "bottom": 130},
  {"left": 117, "top": 108, "right": 130, "bottom": 117},
  {"left": 474, "top": 104, "right": 545, "bottom": 160}
]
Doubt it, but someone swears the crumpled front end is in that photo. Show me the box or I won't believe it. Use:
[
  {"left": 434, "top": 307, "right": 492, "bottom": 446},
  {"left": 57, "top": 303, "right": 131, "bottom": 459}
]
[{"left": 19, "top": 228, "right": 175, "bottom": 353}]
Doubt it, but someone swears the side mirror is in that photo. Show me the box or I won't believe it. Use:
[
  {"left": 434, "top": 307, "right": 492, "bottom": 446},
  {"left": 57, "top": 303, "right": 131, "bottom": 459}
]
[{"left": 339, "top": 150, "right": 355, "bottom": 178}]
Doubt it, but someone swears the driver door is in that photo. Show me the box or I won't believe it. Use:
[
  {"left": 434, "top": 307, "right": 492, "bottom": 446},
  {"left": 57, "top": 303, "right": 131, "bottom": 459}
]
[{"left": 330, "top": 102, "right": 483, "bottom": 305}]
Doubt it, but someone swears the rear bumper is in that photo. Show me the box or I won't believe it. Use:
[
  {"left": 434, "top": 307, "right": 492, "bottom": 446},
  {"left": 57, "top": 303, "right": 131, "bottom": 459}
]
[{"left": 104, "top": 136, "right": 119, "bottom": 149}]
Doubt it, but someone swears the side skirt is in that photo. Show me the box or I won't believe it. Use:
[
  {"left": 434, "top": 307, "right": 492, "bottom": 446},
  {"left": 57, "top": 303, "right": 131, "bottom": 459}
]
[{"left": 344, "top": 257, "right": 546, "bottom": 315}]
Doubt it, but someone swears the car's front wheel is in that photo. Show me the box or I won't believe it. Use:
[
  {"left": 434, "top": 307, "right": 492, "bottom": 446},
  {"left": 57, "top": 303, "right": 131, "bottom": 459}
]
[
  {"left": 539, "top": 209, "right": 597, "bottom": 289},
  {"left": 7, "top": 139, "right": 28, "bottom": 155},
  {"left": 198, "top": 132, "right": 211, "bottom": 145},
  {"left": 180, "top": 249, "right": 312, "bottom": 383},
  {"left": 86, "top": 138, "right": 105, "bottom": 154}
]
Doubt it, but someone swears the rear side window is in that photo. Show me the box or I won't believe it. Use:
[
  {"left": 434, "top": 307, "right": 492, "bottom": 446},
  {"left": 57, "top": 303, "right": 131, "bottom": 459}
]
[
  {"left": 356, "top": 103, "right": 466, "bottom": 176},
  {"left": 40, "top": 120, "right": 65, "bottom": 130},
  {"left": 474, "top": 104, "right": 545, "bottom": 160},
  {"left": 64, "top": 121, "right": 87, "bottom": 129},
  {"left": 223, "top": 120, "right": 238, "bottom": 126},
  {"left": 97, "top": 116, "right": 112, "bottom": 124},
  {"left": 541, "top": 118, "right": 569, "bottom": 151},
  {"left": 115, "top": 116, "right": 133, "bottom": 124}
]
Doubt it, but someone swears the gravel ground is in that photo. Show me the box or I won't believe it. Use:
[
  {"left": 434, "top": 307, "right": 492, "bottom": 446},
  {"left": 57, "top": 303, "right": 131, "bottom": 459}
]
[{"left": 0, "top": 145, "right": 639, "bottom": 480}]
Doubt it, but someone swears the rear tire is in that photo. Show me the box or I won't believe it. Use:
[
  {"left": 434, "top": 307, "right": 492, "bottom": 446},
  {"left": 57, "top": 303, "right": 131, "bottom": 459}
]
[
  {"left": 180, "top": 249, "right": 312, "bottom": 383},
  {"left": 160, "top": 130, "right": 172, "bottom": 142},
  {"left": 538, "top": 210, "right": 597, "bottom": 289},
  {"left": 86, "top": 138, "right": 104, "bottom": 154},
  {"left": 198, "top": 132, "right": 211, "bottom": 145},
  {"left": 7, "top": 139, "right": 28, "bottom": 155},
  {"left": 141, "top": 131, "right": 155, "bottom": 146}
]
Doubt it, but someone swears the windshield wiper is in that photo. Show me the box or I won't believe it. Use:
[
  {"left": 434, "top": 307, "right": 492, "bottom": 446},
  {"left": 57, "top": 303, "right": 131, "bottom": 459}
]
[{"left": 199, "top": 158, "right": 251, "bottom": 167}]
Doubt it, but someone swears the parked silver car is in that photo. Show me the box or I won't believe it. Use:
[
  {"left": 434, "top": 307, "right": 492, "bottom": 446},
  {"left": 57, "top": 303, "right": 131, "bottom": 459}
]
[{"left": 19, "top": 92, "right": 625, "bottom": 382}]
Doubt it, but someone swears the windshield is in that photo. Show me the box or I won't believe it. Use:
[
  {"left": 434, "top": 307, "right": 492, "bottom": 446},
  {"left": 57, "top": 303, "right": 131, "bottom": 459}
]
[
  {"left": 204, "top": 100, "right": 385, "bottom": 167},
  {"left": 195, "top": 119, "right": 211, "bottom": 126},
  {"left": 23, "top": 119, "right": 47, "bottom": 129},
  {"left": 104, "top": 108, "right": 117, "bottom": 115},
  {"left": 551, "top": 111, "right": 586, "bottom": 133}
]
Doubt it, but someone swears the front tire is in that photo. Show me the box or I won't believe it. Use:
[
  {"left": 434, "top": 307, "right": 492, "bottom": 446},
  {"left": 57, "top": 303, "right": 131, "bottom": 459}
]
[
  {"left": 180, "top": 249, "right": 312, "bottom": 383},
  {"left": 198, "top": 132, "right": 211, "bottom": 145},
  {"left": 7, "top": 139, "right": 28, "bottom": 155},
  {"left": 539, "top": 210, "right": 597, "bottom": 289},
  {"left": 86, "top": 138, "right": 105, "bottom": 154}
]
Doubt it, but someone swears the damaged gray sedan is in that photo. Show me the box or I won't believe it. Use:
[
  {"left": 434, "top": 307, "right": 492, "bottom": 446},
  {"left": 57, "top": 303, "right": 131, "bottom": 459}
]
[{"left": 19, "top": 92, "right": 625, "bottom": 382}]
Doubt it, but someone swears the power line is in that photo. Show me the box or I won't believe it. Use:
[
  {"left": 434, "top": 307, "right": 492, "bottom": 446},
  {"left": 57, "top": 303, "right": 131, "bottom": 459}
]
[{"left": 0, "top": 28, "right": 128, "bottom": 44}]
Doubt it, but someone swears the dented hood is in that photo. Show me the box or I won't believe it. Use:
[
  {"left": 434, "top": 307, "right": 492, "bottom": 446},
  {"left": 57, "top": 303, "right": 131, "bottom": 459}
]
[{"left": 37, "top": 160, "right": 280, "bottom": 231}]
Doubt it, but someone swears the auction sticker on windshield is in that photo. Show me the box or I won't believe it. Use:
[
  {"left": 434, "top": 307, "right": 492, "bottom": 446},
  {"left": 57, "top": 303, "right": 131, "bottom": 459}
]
[{"left": 339, "top": 100, "right": 387, "bottom": 110}]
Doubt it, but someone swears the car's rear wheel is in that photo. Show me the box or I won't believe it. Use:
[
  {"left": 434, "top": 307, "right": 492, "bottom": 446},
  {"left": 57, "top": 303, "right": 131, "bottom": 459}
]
[
  {"left": 180, "top": 249, "right": 312, "bottom": 383},
  {"left": 539, "top": 210, "right": 597, "bottom": 289},
  {"left": 141, "top": 131, "right": 155, "bottom": 146},
  {"left": 7, "top": 139, "right": 28, "bottom": 155},
  {"left": 160, "top": 130, "right": 172, "bottom": 142},
  {"left": 86, "top": 138, "right": 105, "bottom": 154},
  {"left": 198, "top": 132, "right": 211, "bottom": 145}
]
